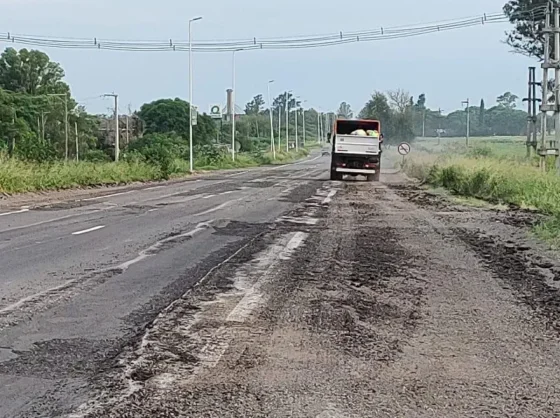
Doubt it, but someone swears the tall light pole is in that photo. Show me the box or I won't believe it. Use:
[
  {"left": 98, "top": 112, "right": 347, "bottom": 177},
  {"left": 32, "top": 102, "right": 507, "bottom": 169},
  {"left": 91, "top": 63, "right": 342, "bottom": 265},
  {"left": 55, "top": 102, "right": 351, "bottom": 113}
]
[
  {"left": 285, "top": 90, "right": 292, "bottom": 152},
  {"left": 267, "top": 80, "right": 276, "bottom": 159},
  {"left": 189, "top": 16, "right": 202, "bottom": 172},
  {"left": 48, "top": 93, "right": 69, "bottom": 161},
  {"left": 103, "top": 93, "right": 119, "bottom": 161},
  {"left": 231, "top": 48, "right": 242, "bottom": 161},
  {"left": 301, "top": 100, "right": 307, "bottom": 147},
  {"left": 294, "top": 96, "right": 301, "bottom": 152},
  {"left": 462, "top": 98, "right": 470, "bottom": 147}
]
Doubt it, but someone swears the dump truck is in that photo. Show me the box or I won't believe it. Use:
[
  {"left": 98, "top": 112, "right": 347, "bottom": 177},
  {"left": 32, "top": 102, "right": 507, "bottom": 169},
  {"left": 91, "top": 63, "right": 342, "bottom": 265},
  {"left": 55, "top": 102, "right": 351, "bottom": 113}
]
[{"left": 329, "top": 118, "right": 382, "bottom": 181}]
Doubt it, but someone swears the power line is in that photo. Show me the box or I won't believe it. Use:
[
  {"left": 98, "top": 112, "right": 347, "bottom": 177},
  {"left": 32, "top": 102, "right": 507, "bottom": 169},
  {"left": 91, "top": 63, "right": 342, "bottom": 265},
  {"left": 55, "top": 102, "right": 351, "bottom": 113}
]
[{"left": 0, "top": 8, "right": 545, "bottom": 53}]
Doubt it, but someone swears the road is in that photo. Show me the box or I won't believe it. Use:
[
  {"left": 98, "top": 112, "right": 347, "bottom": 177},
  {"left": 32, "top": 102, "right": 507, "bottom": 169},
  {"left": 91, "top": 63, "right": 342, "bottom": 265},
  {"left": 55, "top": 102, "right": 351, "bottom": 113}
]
[{"left": 3, "top": 151, "right": 560, "bottom": 417}]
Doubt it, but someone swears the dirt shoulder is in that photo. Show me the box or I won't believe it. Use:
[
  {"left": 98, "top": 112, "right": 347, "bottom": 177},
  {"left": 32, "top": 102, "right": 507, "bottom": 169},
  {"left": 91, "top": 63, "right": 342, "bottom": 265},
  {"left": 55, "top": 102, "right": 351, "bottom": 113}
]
[{"left": 72, "top": 173, "right": 560, "bottom": 417}]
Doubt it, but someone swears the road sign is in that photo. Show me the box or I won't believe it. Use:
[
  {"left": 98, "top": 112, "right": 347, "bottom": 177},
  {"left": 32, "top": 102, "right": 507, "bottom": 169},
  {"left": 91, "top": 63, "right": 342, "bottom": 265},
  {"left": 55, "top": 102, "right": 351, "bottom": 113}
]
[
  {"left": 209, "top": 104, "right": 222, "bottom": 119},
  {"left": 397, "top": 142, "right": 411, "bottom": 155},
  {"left": 191, "top": 105, "right": 198, "bottom": 126}
]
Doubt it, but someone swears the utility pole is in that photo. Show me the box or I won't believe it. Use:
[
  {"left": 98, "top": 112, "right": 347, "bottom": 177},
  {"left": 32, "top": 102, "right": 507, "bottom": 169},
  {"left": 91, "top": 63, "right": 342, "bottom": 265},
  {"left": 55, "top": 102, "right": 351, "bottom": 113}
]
[
  {"left": 40, "top": 111, "right": 50, "bottom": 143},
  {"left": 278, "top": 106, "right": 281, "bottom": 153},
  {"left": 539, "top": 3, "right": 560, "bottom": 171},
  {"left": 189, "top": 16, "right": 202, "bottom": 172},
  {"left": 285, "top": 91, "right": 290, "bottom": 152},
  {"left": 267, "top": 80, "right": 275, "bottom": 159},
  {"left": 437, "top": 108, "right": 442, "bottom": 146},
  {"left": 48, "top": 94, "right": 69, "bottom": 161},
  {"left": 126, "top": 115, "right": 130, "bottom": 145},
  {"left": 103, "top": 93, "right": 119, "bottom": 161},
  {"left": 422, "top": 108, "right": 426, "bottom": 138},
  {"left": 231, "top": 49, "right": 242, "bottom": 161},
  {"left": 302, "top": 108, "right": 306, "bottom": 146},
  {"left": 523, "top": 67, "right": 541, "bottom": 158},
  {"left": 75, "top": 121, "right": 79, "bottom": 161},
  {"left": 317, "top": 112, "right": 321, "bottom": 143},
  {"left": 295, "top": 107, "right": 299, "bottom": 151},
  {"left": 461, "top": 98, "right": 470, "bottom": 147}
]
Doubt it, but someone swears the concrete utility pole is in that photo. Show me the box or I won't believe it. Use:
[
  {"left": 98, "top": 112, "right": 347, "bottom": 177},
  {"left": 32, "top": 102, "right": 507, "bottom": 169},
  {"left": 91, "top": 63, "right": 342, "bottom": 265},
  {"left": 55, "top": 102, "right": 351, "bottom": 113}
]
[
  {"left": 302, "top": 108, "right": 306, "bottom": 146},
  {"left": 75, "top": 121, "right": 79, "bottom": 161},
  {"left": 189, "top": 16, "right": 202, "bottom": 172},
  {"left": 231, "top": 48, "right": 242, "bottom": 161},
  {"left": 317, "top": 112, "right": 321, "bottom": 143},
  {"left": 103, "top": 93, "right": 119, "bottom": 162},
  {"left": 267, "top": 80, "right": 275, "bottom": 159},
  {"left": 461, "top": 98, "right": 470, "bottom": 147},
  {"left": 48, "top": 94, "right": 69, "bottom": 161},
  {"left": 295, "top": 105, "right": 299, "bottom": 152},
  {"left": 523, "top": 66, "right": 541, "bottom": 158},
  {"left": 539, "top": 3, "right": 560, "bottom": 171},
  {"left": 422, "top": 108, "right": 426, "bottom": 138},
  {"left": 278, "top": 106, "right": 281, "bottom": 153},
  {"left": 285, "top": 91, "right": 290, "bottom": 152},
  {"left": 437, "top": 108, "right": 443, "bottom": 146}
]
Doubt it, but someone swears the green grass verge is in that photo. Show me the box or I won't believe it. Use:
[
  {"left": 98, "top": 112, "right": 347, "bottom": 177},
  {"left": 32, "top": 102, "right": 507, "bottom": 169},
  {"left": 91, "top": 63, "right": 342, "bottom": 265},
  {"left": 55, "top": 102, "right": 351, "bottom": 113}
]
[
  {"left": 403, "top": 150, "right": 560, "bottom": 245},
  {"left": 0, "top": 148, "right": 311, "bottom": 194}
]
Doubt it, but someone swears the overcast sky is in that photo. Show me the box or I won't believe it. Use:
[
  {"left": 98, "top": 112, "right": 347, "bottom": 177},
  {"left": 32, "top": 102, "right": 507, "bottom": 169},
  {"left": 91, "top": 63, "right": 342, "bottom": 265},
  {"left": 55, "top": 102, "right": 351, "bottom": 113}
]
[{"left": 0, "top": 0, "right": 536, "bottom": 115}]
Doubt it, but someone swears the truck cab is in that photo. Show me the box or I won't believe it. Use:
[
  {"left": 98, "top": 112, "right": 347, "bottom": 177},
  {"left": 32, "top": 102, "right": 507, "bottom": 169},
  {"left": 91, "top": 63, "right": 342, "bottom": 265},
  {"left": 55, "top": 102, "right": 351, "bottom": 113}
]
[{"left": 330, "top": 119, "right": 382, "bottom": 181}]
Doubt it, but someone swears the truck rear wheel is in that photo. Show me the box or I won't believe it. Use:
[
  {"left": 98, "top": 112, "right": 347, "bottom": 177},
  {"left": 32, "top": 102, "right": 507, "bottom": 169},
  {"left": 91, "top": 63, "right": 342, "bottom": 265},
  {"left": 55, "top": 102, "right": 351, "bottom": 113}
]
[
  {"left": 330, "top": 170, "right": 343, "bottom": 181},
  {"left": 367, "top": 171, "right": 380, "bottom": 182}
]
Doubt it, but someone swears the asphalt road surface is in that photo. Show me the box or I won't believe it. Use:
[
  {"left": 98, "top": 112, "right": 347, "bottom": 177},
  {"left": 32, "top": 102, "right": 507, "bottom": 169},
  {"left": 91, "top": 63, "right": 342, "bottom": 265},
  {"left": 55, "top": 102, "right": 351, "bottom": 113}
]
[{"left": 3, "top": 150, "right": 560, "bottom": 417}]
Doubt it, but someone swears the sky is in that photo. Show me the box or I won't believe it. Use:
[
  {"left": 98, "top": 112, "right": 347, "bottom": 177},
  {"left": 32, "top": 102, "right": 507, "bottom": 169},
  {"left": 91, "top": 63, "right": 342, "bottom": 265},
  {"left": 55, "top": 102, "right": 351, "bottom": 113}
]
[{"left": 0, "top": 0, "right": 537, "bottom": 116}]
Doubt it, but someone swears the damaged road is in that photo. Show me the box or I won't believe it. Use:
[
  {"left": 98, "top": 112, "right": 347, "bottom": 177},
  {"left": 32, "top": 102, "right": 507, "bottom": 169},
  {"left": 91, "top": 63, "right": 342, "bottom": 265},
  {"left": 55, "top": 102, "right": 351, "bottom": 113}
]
[{"left": 4, "top": 156, "right": 560, "bottom": 417}]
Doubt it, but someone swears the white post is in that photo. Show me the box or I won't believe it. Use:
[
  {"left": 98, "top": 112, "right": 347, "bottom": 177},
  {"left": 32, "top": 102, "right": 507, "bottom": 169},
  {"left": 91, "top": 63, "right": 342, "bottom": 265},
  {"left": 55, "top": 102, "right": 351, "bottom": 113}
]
[
  {"left": 268, "top": 80, "right": 275, "bottom": 159},
  {"left": 188, "top": 17, "right": 202, "bottom": 172}
]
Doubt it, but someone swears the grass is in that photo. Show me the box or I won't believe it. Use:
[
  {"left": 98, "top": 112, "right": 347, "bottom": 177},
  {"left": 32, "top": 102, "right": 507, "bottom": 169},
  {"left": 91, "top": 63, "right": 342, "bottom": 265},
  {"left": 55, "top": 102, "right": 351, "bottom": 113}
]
[
  {"left": 0, "top": 147, "right": 312, "bottom": 195},
  {"left": 402, "top": 136, "right": 560, "bottom": 245}
]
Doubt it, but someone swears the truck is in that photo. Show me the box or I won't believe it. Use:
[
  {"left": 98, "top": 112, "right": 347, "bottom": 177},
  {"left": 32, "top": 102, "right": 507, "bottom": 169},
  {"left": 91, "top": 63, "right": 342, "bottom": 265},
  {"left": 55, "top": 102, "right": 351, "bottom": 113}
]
[{"left": 329, "top": 118, "right": 382, "bottom": 181}]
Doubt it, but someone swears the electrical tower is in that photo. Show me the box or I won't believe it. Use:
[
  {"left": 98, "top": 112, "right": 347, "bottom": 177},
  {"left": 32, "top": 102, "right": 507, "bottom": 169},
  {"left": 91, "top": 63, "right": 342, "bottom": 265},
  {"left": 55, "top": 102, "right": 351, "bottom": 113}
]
[
  {"left": 539, "top": 2, "right": 560, "bottom": 170},
  {"left": 523, "top": 66, "right": 541, "bottom": 158}
]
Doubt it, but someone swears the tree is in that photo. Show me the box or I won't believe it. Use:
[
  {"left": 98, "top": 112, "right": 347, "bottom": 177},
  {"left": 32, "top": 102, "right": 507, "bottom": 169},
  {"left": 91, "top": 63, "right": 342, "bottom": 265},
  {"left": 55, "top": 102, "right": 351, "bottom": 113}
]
[
  {"left": 244, "top": 94, "right": 265, "bottom": 115},
  {"left": 0, "top": 48, "right": 68, "bottom": 95},
  {"left": 415, "top": 93, "right": 426, "bottom": 109},
  {"left": 479, "top": 98, "right": 486, "bottom": 126},
  {"left": 496, "top": 92, "right": 519, "bottom": 109},
  {"left": 336, "top": 102, "right": 353, "bottom": 119},
  {"left": 137, "top": 98, "right": 216, "bottom": 145},
  {"left": 503, "top": 0, "right": 548, "bottom": 58}
]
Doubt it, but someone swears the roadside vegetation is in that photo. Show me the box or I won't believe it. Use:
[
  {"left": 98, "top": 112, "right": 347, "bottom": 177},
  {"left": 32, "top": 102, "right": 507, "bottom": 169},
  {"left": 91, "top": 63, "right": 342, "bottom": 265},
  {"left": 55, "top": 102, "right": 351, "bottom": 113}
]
[
  {"left": 402, "top": 136, "right": 560, "bottom": 245},
  {"left": 0, "top": 47, "right": 318, "bottom": 194}
]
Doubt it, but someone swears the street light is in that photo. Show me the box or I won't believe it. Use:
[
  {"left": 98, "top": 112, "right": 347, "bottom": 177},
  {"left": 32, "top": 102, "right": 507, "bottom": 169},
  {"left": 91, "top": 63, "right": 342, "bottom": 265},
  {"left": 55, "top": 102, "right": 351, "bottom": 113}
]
[
  {"left": 189, "top": 16, "right": 202, "bottom": 173},
  {"left": 294, "top": 96, "right": 301, "bottom": 152},
  {"left": 267, "top": 80, "right": 275, "bottom": 159},
  {"left": 231, "top": 48, "right": 243, "bottom": 161},
  {"left": 285, "top": 90, "right": 292, "bottom": 152}
]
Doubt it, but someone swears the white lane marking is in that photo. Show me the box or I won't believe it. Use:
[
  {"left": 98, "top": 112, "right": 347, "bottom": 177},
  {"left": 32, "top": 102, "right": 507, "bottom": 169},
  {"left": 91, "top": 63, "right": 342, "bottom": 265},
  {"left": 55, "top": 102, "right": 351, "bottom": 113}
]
[
  {"left": 83, "top": 191, "right": 135, "bottom": 201},
  {"left": 71, "top": 225, "right": 106, "bottom": 235},
  {"left": 278, "top": 216, "right": 318, "bottom": 225},
  {"left": 220, "top": 190, "right": 234, "bottom": 195},
  {"left": 0, "top": 208, "right": 30, "bottom": 217},
  {"left": 0, "top": 222, "right": 215, "bottom": 322},
  {"left": 0, "top": 209, "right": 107, "bottom": 234},
  {"left": 192, "top": 200, "right": 237, "bottom": 217},
  {"left": 145, "top": 185, "right": 166, "bottom": 190},
  {"left": 269, "top": 153, "right": 324, "bottom": 170},
  {"left": 322, "top": 189, "right": 337, "bottom": 204},
  {"left": 148, "top": 209, "right": 158, "bottom": 212},
  {"left": 117, "top": 221, "right": 213, "bottom": 271},
  {"left": 199, "top": 232, "right": 308, "bottom": 371},
  {"left": 203, "top": 194, "right": 216, "bottom": 199},
  {"left": 226, "top": 170, "right": 249, "bottom": 177}
]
